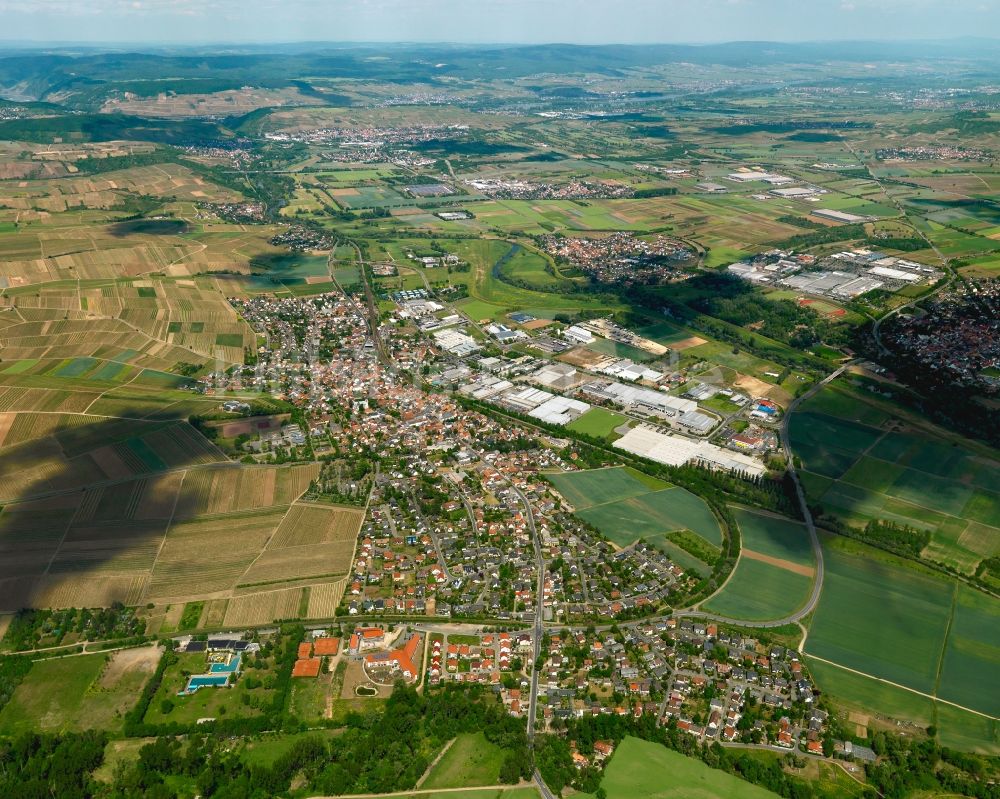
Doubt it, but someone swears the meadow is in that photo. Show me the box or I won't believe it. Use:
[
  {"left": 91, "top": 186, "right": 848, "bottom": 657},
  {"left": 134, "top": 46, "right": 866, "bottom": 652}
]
[
  {"left": 592, "top": 736, "right": 779, "bottom": 799},
  {"left": 421, "top": 733, "right": 507, "bottom": 790},
  {"left": 0, "top": 646, "right": 161, "bottom": 735}
]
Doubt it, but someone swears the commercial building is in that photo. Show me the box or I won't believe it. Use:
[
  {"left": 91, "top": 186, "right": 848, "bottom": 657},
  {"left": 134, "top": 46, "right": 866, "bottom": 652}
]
[{"left": 613, "top": 425, "right": 766, "bottom": 477}]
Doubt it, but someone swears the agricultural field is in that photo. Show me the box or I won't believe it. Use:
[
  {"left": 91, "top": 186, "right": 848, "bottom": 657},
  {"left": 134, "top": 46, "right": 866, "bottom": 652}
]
[
  {"left": 702, "top": 508, "right": 815, "bottom": 621},
  {"left": 805, "top": 536, "right": 1000, "bottom": 746},
  {"left": 0, "top": 445, "right": 330, "bottom": 613},
  {"left": 789, "top": 380, "right": 1000, "bottom": 574},
  {"left": 1, "top": 275, "right": 259, "bottom": 370},
  {"left": 592, "top": 736, "right": 778, "bottom": 799},
  {"left": 0, "top": 645, "right": 161, "bottom": 735},
  {"left": 545, "top": 467, "right": 722, "bottom": 575}
]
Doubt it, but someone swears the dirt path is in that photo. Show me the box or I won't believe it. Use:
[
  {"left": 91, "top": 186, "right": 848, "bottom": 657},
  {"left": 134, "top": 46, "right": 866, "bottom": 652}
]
[
  {"left": 414, "top": 738, "right": 455, "bottom": 789},
  {"left": 312, "top": 786, "right": 525, "bottom": 799},
  {"left": 804, "top": 653, "right": 998, "bottom": 721}
]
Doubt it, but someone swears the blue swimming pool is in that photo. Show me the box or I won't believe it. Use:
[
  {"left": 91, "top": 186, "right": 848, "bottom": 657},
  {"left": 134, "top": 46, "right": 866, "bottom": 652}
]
[
  {"left": 184, "top": 675, "right": 229, "bottom": 693},
  {"left": 209, "top": 654, "right": 241, "bottom": 674}
]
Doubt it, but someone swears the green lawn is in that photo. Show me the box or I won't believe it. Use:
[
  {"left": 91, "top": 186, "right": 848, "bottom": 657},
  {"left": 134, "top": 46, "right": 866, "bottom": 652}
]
[
  {"left": 595, "top": 736, "right": 778, "bottom": 798},
  {"left": 566, "top": 408, "right": 630, "bottom": 440},
  {"left": 421, "top": 733, "right": 507, "bottom": 790}
]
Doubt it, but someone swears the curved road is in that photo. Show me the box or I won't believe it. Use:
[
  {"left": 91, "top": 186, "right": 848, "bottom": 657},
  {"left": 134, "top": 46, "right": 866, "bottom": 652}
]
[{"left": 678, "top": 365, "right": 852, "bottom": 630}]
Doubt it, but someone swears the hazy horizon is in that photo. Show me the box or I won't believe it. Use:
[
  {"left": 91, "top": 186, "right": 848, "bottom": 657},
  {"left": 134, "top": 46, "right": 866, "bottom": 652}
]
[{"left": 0, "top": 0, "right": 998, "bottom": 46}]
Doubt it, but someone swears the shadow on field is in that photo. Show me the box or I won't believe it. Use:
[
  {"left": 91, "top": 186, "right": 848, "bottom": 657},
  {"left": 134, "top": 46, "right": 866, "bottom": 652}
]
[
  {"left": 108, "top": 219, "right": 193, "bottom": 238},
  {"left": 0, "top": 408, "right": 234, "bottom": 613}
]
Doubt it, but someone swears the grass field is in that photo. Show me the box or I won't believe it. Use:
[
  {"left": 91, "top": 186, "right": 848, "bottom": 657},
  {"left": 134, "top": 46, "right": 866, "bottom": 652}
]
[
  {"left": 593, "top": 736, "right": 778, "bottom": 798},
  {"left": 565, "top": 407, "right": 629, "bottom": 440},
  {"left": 0, "top": 646, "right": 160, "bottom": 734},
  {"left": 789, "top": 381, "right": 1000, "bottom": 575},
  {"left": 421, "top": 733, "right": 506, "bottom": 789}
]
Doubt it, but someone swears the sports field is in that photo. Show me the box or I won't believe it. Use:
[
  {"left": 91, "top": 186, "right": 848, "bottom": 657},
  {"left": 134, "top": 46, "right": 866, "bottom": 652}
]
[
  {"left": 789, "top": 381, "right": 1000, "bottom": 574},
  {"left": 805, "top": 537, "right": 1000, "bottom": 724},
  {"left": 593, "top": 736, "right": 778, "bottom": 799}
]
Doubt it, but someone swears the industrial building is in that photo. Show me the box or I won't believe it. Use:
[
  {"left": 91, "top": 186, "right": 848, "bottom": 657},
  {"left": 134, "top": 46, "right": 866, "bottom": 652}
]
[{"left": 613, "top": 425, "right": 766, "bottom": 477}]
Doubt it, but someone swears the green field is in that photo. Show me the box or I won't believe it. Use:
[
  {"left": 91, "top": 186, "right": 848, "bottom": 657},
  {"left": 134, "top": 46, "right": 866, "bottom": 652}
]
[
  {"left": 806, "top": 537, "right": 1000, "bottom": 728},
  {"left": 805, "top": 657, "right": 999, "bottom": 755},
  {"left": 545, "top": 467, "right": 665, "bottom": 510},
  {"left": 790, "top": 382, "right": 1000, "bottom": 574},
  {"left": 702, "top": 558, "right": 813, "bottom": 622},
  {"left": 807, "top": 540, "right": 955, "bottom": 695},
  {"left": 0, "top": 648, "right": 158, "bottom": 735},
  {"left": 421, "top": 733, "right": 506, "bottom": 789},
  {"left": 577, "top": 488, "right": 722, "bottom": 548},
  {"left": 566, "top": 408, "right": 630, "bottom": 439},
  {"left": 732, "top": 508, "right": 814, "bottom": 565},
  {"left": 594, "top": 737, "right": 778, "bottom": 799}
]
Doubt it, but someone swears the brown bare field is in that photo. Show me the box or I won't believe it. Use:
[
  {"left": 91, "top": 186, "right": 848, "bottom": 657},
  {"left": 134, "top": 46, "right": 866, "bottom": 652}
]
[
  {"left": 268, "top": 503, "right": 365, "bottom": 548},
  {"left": 99, "top": 644, "right": 163, "bottom": 689},
  {"left": 740, "top": 548, "right": 816, "bottom": 578},
  {"left": 557, "top": 347, "right": 607, "bottom": 368},
  {"left": 222, "top": 587, "right": 303, "bottom": 626},
  {"left": 669, "top": 335, "right": 708, "bottom": 351},
  {"left": 0, "top": 411, "right": 17, "bottom": 446},
  {"left": 306, "top": 579, "right": 347, "bottom": 618},
  {"left": 734, "top": 373, "right": 792, "bottom": 405}
]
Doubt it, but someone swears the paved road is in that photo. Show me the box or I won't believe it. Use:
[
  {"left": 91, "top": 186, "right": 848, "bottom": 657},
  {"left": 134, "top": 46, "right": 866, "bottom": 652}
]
[
  {"left": 679, "top": 365, "right": 851, "bottom": 630},
  {"left": 508, "top": 484, "right": 560, "bottom": 799},
  {"left": 510, "top": 484, "right": 544, "bottom": 744}
]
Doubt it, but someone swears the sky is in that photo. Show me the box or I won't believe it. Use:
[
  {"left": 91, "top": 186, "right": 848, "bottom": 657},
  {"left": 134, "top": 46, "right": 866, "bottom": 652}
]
[{"left": 0, "top": 0, "right": 998, "bottom": 45}]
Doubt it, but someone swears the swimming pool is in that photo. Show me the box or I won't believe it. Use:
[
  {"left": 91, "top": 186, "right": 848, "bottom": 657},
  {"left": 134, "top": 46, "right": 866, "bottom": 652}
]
[
  {"left": 209, "top": 654, "right": 241, "bottom": 674},
  {"left": 184, "top": 675, "right": 229, "bottom": 693}
]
